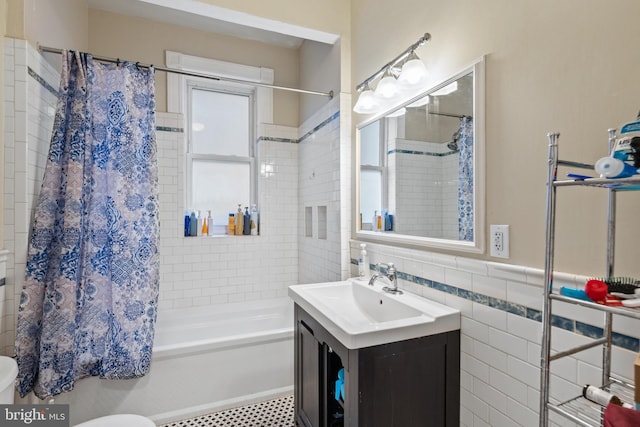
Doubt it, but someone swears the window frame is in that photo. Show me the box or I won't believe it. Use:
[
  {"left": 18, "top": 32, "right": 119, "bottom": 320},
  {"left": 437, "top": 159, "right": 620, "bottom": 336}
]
[
  {"left": 165, "top": 51, "right": 274, "bottom": 234},
  {"left": 185, "top": 81, "right": 257, "bottom": 215},
  {"left": 359, "top": 120, "right": 388, "bottom": 222}
]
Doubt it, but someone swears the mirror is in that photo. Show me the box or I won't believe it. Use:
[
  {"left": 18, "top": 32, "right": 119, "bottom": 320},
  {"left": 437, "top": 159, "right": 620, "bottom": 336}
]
[{"left": 356, "top": 58, "right": 485, "bottom": 253}]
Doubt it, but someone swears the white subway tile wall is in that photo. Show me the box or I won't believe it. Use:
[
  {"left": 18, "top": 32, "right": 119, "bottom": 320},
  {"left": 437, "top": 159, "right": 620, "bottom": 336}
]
[
  {"left": 156, "top": 113, "right": 301, "bottom": 311},
  {"left": 298, "top": 97, "right": 345, "bottom": 284},
  {"left": 352, "top": 241, "right": 639, "bottom": 427},
  {"left": 2, "top": 39, "right": 58, "bottom": 355},
  {"left": 389, "top": 139, "right": 458, "bottom": 238}
]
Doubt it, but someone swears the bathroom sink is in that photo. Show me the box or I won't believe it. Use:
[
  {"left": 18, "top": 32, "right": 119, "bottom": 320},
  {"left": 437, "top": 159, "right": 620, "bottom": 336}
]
[{"left": 288, "top": 279, "right": 460, "bottom": 349}]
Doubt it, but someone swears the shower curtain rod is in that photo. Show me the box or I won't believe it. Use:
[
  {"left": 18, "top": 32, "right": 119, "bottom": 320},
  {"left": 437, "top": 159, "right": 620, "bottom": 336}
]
[
  {"left": 428, "top": 111, "right": 469, "bottom": 119},
  {"left": 38, "top": 45, "right": 334, "bottom": 99}
]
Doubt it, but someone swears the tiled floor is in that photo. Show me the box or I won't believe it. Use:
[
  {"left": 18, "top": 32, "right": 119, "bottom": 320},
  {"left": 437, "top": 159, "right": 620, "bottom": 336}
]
[{"left": 158, "top": 395, "right": 295, "bottom": 427}]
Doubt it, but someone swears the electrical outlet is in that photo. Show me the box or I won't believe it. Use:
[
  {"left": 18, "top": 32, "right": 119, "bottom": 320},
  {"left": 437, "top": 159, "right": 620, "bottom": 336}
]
[{"left": 490, "top": 225, "right": 510, "bottom": 258}]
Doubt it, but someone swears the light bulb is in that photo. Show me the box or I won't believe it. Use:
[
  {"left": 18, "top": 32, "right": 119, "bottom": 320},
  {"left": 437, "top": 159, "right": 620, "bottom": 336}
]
[
  {"left": 398, "top": 52, "right": 428, "bottom": 86},
  {"left": 399, "top": 58, "right": 427, "bottom": 86},
  {"left": 374, "top": 70, "right": 399, "bottom": 99},
  {"left": 353, "top": 87, "right": 379, "bottom": 114}
]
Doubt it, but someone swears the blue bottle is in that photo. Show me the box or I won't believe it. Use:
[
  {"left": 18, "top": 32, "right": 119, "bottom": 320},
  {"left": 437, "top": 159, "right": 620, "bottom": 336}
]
[
  {"left": 184, "top": 210, "right": 191, "bottom": 237},
  {"left": 189, "top": 211, "right": 197, "bottom": 236}
]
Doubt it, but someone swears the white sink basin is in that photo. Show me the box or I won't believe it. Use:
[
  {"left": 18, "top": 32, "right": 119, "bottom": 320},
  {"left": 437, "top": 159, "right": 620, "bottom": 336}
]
[{"left": 288, "top": 279, "right": 460, "bottom": 349}]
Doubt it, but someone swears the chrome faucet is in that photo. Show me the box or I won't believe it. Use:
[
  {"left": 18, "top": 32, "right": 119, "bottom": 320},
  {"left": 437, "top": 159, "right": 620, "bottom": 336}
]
[{"left": 368, "top": 262, "right": 403, "bottom": 294}]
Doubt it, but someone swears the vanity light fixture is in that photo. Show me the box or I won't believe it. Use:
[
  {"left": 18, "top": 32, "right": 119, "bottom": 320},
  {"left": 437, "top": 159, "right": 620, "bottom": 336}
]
[
  {"left": 354, "top": 32, "right": 431, "bottom": 114},
  {"left": 374, "top": 69, "right": 400, "bottom": 99},
  {"left": 353, "top": 83, "right": 379, "bottom": 114},
  {"left": 398, "top": 51, "right": 428, "bottom": 86}
]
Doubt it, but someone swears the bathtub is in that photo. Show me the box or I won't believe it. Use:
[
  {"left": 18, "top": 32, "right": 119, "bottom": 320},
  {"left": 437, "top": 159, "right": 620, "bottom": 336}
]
[{"left": 47, "top": 297, "right": 294, "bottom": 425}]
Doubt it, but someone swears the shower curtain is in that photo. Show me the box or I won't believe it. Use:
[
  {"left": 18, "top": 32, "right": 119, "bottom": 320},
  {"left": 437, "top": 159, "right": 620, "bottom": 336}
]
[
  {"left": 458, "top": 117, "right": 474, "bottom": 241},
  {"left": 15, "top": 51, "right": 159, "bottom": 399}
]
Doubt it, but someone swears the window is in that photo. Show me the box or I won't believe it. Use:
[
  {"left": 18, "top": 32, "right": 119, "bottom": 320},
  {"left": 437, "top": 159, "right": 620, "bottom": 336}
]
[
  {"left": 359, "top": 120, "right": 385, "bottom": 228},
  {"left": 187, "top": 83, "right": 255, "bottom": 228}
]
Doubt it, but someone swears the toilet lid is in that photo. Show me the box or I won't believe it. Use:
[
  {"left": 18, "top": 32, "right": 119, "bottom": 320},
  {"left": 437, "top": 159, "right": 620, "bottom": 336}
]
[
  {"left": 0, "top": 356, "right": 18, "bottom": 391},
  {"left": 74, "top": 414, "right": 155, "bottom": 427}
]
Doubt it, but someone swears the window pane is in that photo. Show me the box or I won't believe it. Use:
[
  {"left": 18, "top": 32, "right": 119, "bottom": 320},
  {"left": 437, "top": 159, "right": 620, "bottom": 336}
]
[
  {"left": 191, "top": 89, "right": 249, "bottom": 156},
  {"left": 360, "top": 120, "right": 380, "bottom": 166},
  {"left": 360, "top": 169, "right": 381, "bottom": 224},
  {"left": 192, "top": 159, "right": 250, "bottom": 225}
]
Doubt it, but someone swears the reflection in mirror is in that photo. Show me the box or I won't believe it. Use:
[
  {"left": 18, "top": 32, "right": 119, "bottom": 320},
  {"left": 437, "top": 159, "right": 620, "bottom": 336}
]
[{"left": 357, "top": 60, "right": 483, "bottom": 252}]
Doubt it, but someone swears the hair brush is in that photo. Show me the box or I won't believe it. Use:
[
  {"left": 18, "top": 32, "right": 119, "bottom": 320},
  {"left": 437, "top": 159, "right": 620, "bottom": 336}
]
[{"left": 593, "top": 276, "right": 640, "bottom": 296}]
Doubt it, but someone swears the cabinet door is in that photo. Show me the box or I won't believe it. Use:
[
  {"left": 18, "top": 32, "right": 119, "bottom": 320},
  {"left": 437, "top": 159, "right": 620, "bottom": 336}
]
[
  {"left": 297, "top": 321, "right": 322, "bottom": 427},
  {"left": 357, "top": 335, "right": 456, "bottom": 427}
]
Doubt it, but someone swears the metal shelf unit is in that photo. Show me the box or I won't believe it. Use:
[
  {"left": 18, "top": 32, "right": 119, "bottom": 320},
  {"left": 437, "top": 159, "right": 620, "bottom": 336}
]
[{"left": 539, "top": 132, "right": 640, "bottom": 427}]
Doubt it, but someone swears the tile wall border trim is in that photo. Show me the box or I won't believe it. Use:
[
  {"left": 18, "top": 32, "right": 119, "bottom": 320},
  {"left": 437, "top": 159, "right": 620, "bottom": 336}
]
[
  {"left": 257, "top": 111, "right": 340, "bottom": 145},
  {"left": 350, "top": 259, "right": 640, "bottom": 353}
]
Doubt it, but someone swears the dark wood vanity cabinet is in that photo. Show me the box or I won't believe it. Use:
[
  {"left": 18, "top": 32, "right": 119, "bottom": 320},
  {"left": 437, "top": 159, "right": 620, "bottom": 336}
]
[{"left": 294, "top": 304, "right": 460, "bottom": 427}]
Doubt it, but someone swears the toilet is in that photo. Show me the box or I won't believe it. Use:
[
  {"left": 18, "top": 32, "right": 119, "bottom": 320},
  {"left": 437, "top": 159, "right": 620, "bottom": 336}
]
[
  {"left": 0, "top": 356, "right": 153, "bottom": 427},
  {"left": 0, "top": 355, "right": 18, "bottom": 404}
]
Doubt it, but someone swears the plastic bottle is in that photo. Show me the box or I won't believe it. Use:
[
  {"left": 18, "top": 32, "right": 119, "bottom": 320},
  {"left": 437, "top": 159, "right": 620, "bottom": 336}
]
[
  {"left": 595, "top": 156, "right": 638, "bottom": 178},
  {"left": 358, "top": 243, "right": 370, "bottom": 279},
  {"left": 250, "top": 204, "right": 259, "bottom": 236},
  {"left": 189, "top": 210, "right": 197, "bottom": 236},
  {"left": 184, "top": 210, "right": 191, "bottom": 237},
  {"left": 372, "top": 210, "right": 378, "bottom": 231},
  {"left": 235, "top": 204, "right": 243, "bottom": 235},
  {"left": 207, "top": 210, "right": 213, "bottom": 236},
  {"left": 582, "top": 385, "right": 633, "bottom": 408},
  {"left": 201, "top": 211, "right": 209, "bottom": 236},
  {"left": 227, "top": 214, "right": 235, "bottom": 235},
  {"left": 197, "top": 210, "right": 204, "bottom": 236},
  {"left": 243, "top": 207, "right": 251, "bottom": 235}
]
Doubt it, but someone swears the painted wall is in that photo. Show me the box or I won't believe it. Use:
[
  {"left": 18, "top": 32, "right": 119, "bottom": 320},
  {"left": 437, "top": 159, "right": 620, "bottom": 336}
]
[
  {"left": 88, "top": 9, "right": 300, "bottom": 126},
  {"left": 351, "top": 0, "right": 640, "bottom": 276},
  {"left": 299, "top": 39, "right": 341, "bottom": 124},
  {"left": 23, "top": 0, "right": 88, "bottom": 52}
]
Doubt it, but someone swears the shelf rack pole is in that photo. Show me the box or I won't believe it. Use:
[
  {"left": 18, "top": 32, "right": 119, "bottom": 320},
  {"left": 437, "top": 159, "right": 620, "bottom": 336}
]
[
  {"left": 539, "top": 132, "right": 560, "bottom": 427},
  {"left": 601, "top": 128, "right": 617, "bottom": 390}
]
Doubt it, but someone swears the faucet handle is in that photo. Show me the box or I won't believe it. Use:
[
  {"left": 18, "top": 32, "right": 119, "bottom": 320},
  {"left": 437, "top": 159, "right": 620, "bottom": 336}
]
[{"left": 376, "top": 262, "right": 396, "bottom": 273}]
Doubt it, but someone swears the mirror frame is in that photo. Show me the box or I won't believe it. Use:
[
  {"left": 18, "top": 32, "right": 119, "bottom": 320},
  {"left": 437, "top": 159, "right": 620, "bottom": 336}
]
[{"left": 355, "top": 56, "right": 485, "bottom": 253}]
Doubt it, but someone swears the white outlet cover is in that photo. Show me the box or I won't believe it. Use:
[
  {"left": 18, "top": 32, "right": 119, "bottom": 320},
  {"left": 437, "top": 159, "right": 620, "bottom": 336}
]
[{"left": 490, "top": 224, "right": 510, "bottom": 258}]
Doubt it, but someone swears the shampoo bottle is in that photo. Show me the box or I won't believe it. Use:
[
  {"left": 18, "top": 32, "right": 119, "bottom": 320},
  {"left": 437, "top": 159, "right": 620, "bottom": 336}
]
[
  {"left": 207, "top": 210, "right": 213, "bottom": 236},
  {"left": 235, "top": 204, "right": 243, "bottom": 235},
  {"left": 358, "top": 243, "right": 370, "bottom": 279},
  {"left": 228, "top": 213, "right": 235, "bottom": 235},
  {"left": 243, "top": 207, "right": 251, "bottom": 235},
  {"left": 197, "top": 210, "right": 204, "bottom": 236},
  {"left": 201, "top": 211, "right": 208, "bottom": 236},
  {"left": 184, "top": 210, "right": 191, "bottom": 237},
  {"left": 250, "top": 204, "right": 258, "bottom": 235},
  {"left": 189, "top": 210, "right": 197, "bottom": 236}
]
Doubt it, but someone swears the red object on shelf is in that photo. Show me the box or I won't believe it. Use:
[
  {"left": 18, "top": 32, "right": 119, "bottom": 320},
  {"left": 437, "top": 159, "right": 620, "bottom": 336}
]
[
  {"left": 585, "top": 279, "right": 608, "bottom": 302},
  {"left": 604, "top": 402, "right": 640, "bottom": 427}
]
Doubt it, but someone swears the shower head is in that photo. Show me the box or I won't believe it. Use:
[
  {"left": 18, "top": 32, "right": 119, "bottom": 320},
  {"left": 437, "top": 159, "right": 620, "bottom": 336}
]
[{"left": 447, "top": 129, "right": 460, "bottom": 151}]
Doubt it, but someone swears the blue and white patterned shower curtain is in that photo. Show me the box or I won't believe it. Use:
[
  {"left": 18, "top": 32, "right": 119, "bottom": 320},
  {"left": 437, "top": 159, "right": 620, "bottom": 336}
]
[
  {"left": 458, "top": 117, "right": 474, "bottom": 241},
  {"left": 14, "top": 51, "right": 159, "bottom": 399}
]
